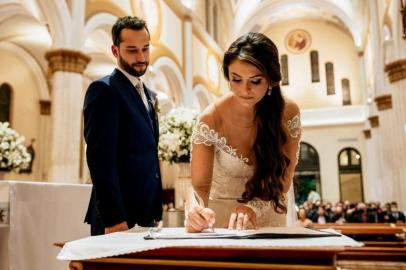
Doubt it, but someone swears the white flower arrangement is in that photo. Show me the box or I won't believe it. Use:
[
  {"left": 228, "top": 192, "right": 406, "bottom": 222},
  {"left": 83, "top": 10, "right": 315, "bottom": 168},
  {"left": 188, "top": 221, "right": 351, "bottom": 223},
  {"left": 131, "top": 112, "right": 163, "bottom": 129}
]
[
  {"left": 0, "top": 122, "right": 31, "bottom": 172},
  {"left": 158, "top": 107, "right": 198, "bottom": 164}
]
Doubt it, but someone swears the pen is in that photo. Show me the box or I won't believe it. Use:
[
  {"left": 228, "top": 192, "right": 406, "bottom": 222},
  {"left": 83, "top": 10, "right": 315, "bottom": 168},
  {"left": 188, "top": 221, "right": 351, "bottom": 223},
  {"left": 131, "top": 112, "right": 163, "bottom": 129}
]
[{"left": 193, "top": 192, "right": 214, "bottom": 233}]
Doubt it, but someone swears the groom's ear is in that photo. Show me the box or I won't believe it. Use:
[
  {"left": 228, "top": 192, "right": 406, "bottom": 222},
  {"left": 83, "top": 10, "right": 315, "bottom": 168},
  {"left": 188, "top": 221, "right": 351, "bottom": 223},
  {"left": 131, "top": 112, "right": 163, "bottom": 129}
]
[{"left": 111, "top": 45, "right": 119, "bottom": 57}]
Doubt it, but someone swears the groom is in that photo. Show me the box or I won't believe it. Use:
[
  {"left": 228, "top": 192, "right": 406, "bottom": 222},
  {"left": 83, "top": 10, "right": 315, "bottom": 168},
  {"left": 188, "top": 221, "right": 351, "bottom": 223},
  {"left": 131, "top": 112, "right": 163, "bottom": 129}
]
[{"left": 83, "top": 16, "right": 162, "bottom": 235}]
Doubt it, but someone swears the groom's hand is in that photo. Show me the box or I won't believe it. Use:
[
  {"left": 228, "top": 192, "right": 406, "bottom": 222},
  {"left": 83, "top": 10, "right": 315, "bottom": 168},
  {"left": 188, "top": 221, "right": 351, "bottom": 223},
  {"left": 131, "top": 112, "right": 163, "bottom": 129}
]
[
  {"left": 185, "top": 206, "right": 215, "bottom": 233},
  {"left": 228, "top": 205, "right": 257, "bottom": 230}
]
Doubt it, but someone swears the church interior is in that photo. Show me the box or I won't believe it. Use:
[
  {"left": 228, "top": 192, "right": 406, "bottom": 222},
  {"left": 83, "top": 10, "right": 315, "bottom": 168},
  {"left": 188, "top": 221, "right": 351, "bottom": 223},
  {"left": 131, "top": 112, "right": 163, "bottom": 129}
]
[{"left": 0, "top": 0, "right": 405, "bottom": 270}]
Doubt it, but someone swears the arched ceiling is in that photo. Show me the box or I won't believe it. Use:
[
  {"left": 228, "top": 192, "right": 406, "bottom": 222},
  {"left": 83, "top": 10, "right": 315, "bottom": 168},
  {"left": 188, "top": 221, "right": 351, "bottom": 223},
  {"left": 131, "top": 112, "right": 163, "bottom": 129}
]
[{"left": 233, "top": 0, "right": 366, "bottom": 49}]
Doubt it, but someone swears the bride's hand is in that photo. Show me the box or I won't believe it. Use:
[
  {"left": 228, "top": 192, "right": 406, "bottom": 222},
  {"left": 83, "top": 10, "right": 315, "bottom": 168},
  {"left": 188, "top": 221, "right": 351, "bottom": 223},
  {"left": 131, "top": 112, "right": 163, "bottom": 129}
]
[
  {"left": 228, "top": 205, "right": 257, "bottom": 230},
  {"left": 185, "top": 206, "right": 215, "bottom": 233}
]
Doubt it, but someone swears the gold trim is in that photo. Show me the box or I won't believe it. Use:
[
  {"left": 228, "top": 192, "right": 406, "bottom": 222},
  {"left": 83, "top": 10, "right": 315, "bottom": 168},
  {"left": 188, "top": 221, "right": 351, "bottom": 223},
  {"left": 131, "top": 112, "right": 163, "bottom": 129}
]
[
  {"left": 45, "top": 49, "right": 91, "bottom": 74},
  {"left": 39, "top": 100, "right": 51, "bottom": 116},
  {"left": 85, "top": 0, "right": 128, "bottom": 21},
  {"left": 193, "top": 75, "right": 220, "bottom": 96},
  {"left": 384, "top": 59, "right": 406, "bottom": 83},
  {"left": 66, "top": 0, "right": 73, "bottom": 14},
  {"left": 368, "top": 115, "right": 379, "bottom": 128},
  {"left": 363, "top": 129, "right": 371, "bottom": 139},
  {"left": 162, "top": 0, "right": 185, "bottom": 20},
  {"left": 151, "top": 43, "right": 185, "bottom": 77},
  {"left": 150, "top": 0, "right": 162, "bottom": 44},
  {"left": 130, "top": 0, "right": 137, "bottom": 15},
  {"left": 374, "top": 94, "right": 392, "bottom": 111}
]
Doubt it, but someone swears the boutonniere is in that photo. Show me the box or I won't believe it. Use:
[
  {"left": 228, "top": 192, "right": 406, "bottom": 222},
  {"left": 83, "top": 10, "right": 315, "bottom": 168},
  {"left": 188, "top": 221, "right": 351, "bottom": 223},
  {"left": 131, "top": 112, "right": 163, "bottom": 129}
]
[{"left": 149, "top": 92, "right": 160, "bottom": 114}]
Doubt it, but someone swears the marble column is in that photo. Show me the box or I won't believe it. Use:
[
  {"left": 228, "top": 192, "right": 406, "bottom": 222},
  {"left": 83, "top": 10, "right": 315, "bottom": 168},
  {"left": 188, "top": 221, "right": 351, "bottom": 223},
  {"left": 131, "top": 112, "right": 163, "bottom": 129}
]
[
  {"left": 384, "top": 59, "right": 406, "bottom": 211},
  {"left": 45, "top": 49, "right": 90, "bottom": 183}
]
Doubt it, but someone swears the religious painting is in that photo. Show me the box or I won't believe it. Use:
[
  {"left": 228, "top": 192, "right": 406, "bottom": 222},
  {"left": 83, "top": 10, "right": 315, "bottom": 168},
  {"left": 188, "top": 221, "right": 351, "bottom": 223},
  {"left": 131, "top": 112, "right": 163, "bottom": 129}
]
[{"left": 285, "top": 29, "right": 311, "bottom": 54}]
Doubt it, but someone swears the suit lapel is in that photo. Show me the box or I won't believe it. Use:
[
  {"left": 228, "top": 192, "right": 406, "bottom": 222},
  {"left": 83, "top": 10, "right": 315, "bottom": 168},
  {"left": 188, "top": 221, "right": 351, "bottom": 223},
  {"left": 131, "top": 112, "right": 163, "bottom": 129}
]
[{"left": 112, "top": 69, "right": 154, "bottom": 133}]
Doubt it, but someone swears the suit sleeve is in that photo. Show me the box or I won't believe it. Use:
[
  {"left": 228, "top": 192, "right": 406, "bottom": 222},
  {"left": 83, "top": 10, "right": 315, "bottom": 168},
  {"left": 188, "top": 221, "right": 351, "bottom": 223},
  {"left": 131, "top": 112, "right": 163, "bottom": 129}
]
[{"left": 83, "top": 81, "right": 126, "bottom": 227}]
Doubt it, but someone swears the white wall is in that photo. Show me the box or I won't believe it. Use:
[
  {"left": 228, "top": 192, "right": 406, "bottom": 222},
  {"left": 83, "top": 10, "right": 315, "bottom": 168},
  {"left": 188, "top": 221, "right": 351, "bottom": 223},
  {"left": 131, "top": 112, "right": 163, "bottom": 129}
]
[
  {"left": 264, "top": 20, "right": 362, "bottom": 109},
  {"left": 301, "top": 122, "right": 366, "bottom": 203}
]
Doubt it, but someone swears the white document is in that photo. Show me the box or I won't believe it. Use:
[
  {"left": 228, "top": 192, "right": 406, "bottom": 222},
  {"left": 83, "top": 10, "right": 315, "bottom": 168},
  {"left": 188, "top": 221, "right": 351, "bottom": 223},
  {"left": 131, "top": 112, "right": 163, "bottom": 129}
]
[{"left": 144, "top": 227, "right": 341, "bottom": 240}]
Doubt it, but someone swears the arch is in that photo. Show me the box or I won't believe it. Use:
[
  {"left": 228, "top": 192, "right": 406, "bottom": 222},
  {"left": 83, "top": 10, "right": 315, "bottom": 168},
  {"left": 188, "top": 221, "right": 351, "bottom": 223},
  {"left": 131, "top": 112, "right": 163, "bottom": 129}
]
[
  {"left": 84, "top": 12, "right": 117, "bottom": 38},
  {"left": 37, "top": 0, "right": 71, "bottom": 48},
  {"left": 151, "top": 56, "right": 186, "bottom": 106},
  {"left": 0, "top": 41, "right": 49, "bottom": 101},
  {"left": 294, "top": 141, "right": 321, "bottom": 205},
  {"left": 234, "top": 0, "right": 361, "bottom": 48},
  {"left": 193, "top": 84, "right": 213, "bottom": 112},
  {"left": 338, "top": 147, "right": 364, "bottom": 202},
  {"left": 0, "top": 1, "right": 36, "bottom": 23}
]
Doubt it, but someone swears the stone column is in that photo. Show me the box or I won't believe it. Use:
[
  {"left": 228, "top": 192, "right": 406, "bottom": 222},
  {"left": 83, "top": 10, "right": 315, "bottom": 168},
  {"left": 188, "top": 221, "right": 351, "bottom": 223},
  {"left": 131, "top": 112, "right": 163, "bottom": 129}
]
[
  {"left": 384, "top": 59, "right": 406, "bottom": 211},
  {"left": 45, "top": 49, "right": 90, "bottom": 183}
]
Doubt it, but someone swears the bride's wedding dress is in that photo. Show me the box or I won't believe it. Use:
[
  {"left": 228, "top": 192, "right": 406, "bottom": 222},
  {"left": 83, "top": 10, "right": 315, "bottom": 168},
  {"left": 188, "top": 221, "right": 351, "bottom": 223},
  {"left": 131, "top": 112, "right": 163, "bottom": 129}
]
[{"left": 191, "top": 115, "right": 300, "bottom": 228}]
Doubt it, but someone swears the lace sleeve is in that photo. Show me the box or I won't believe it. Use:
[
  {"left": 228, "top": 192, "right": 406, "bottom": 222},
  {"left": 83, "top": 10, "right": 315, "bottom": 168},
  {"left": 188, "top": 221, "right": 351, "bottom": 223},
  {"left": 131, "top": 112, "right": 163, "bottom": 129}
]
[
  {"left": 191, "top": 120, "right": 218, "bottom": 146},
  {"left": 285, "top": 114, "right": 301, "bottom": 163},
  {"left": 286, "top": 114, "right": 301, "bottom": 139}
]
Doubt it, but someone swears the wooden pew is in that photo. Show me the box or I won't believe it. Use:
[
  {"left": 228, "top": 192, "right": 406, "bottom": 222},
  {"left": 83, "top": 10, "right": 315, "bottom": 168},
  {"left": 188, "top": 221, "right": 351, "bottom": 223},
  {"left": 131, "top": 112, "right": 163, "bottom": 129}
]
[{"left": 313, "top": 223, "right": 406, "bottom": 270}]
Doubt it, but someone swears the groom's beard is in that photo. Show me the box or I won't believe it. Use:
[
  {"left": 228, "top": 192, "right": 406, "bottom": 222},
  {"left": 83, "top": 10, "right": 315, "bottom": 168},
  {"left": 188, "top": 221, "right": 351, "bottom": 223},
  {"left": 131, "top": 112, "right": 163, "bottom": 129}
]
[{"left": 119, "top": 56, "right": 148, "bottom": 77}]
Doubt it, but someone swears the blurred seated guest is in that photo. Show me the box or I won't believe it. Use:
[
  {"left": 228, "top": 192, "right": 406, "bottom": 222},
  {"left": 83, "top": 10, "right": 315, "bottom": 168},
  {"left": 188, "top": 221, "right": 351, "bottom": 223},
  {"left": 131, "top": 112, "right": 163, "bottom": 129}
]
[
  {"left": 305, "top": 201, "right": 317, "bottom": 221},
  {"left": 379, "top": 203, "right": 394, "bottom": 223},
  {"left": 296, "top": 207, "right": 313, "bottom": 228},
  {"left": 324, "top": 202, "right": 334, "bottom": 221},
  {"left": 348, "top": 202, "right": 376, "bottom": 223},
  {"left": 390, "top": 201, "right": 405, "bottom": 223},
  {"left": 312, "top": 206, "right": 331, "bottom": 224},
  {"left": 331, "top": 205, "right": 346, "bottom": 224},
  {"left": 367, "top": 201, "right": 379, "bottom": 223}
]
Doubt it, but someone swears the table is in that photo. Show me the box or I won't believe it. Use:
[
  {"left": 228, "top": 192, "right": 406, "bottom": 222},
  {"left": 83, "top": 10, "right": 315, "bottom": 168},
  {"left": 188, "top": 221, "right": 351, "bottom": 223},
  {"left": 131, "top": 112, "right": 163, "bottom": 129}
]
[{"left": 65, "top": 246, "right": 343, "bottom": 270}]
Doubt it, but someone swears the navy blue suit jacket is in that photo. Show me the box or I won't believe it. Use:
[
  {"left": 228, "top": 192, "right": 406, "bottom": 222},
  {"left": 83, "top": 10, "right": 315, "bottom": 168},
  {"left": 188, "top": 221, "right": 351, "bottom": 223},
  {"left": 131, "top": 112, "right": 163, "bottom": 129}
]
[{"left": 84, "top": 69, "right": 162, "bottom": 229}]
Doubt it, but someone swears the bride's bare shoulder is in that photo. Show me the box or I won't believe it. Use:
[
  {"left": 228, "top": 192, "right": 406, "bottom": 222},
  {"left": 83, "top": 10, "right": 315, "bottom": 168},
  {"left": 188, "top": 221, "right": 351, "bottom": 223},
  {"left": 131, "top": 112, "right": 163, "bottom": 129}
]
[
  {"left": 283, "top": 98, "right": 300, "bottom": 120},
  {"left": 199, "top": 94, "right": 231, "bottom": 128}
]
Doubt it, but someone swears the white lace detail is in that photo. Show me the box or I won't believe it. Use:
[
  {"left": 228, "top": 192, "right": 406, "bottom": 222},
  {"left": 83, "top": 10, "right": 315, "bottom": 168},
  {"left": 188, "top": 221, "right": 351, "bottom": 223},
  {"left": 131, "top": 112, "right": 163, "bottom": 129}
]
[
  {"left": 286, "top": 115, "right": 301, "bottom": 138},
  {"left": 192, "top": 121, "right": 249, "bottom": 163},
  {"left": 245, "top": 197, "right": 289, "bottom": 227}
]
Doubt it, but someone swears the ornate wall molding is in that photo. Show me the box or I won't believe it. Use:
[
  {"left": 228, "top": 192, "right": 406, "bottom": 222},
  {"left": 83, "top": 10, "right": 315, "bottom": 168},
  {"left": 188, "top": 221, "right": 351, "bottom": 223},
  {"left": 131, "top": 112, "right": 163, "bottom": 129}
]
[
  {"left": 39, "top": 100, "right": 51, "bottom": 115},
  {"left": 368, "top": 115, "right": 379, "bottom": 128},
  {"left": 363, "top": 129, "right": 371, "bottom": 139},
  {"left": 45, "top": 49, "right": 91, "bottom": 74},
  {"left": 384, "top": 59, "right": 406, "bottom": 83},
  {"left": 374, "top": 94, "right": 392, "bottom": 111}
]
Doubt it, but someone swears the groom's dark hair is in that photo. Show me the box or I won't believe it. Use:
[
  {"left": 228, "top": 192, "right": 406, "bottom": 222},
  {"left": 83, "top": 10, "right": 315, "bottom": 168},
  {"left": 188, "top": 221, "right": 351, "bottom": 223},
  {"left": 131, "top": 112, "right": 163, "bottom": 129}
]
[{"left": 112, "top": 16, "right": 150, "bottom": 46}]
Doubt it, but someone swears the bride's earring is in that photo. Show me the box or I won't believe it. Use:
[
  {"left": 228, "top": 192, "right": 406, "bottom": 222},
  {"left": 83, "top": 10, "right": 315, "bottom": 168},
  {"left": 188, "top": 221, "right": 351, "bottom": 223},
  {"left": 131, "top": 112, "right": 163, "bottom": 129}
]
[{"left": 267, "top": 87, "right": 272, "bottom": 96}]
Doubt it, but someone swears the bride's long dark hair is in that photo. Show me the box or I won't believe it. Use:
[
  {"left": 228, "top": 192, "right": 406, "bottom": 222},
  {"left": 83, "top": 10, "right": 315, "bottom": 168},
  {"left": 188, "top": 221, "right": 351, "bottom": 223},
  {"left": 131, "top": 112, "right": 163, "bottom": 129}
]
[{"left": 222, "top": 32, "right": 290, "bottom": 213}]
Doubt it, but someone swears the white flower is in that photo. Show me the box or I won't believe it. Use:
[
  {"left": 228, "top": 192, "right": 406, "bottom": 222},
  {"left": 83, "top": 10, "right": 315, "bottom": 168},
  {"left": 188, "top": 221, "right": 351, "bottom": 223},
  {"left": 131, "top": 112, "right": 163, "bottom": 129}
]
[
  {"left": 0, "top": 122, "right": 31, "bottom": 172},
  {"left": 158, "top": 107, "right": 198, "bottom": 164}
]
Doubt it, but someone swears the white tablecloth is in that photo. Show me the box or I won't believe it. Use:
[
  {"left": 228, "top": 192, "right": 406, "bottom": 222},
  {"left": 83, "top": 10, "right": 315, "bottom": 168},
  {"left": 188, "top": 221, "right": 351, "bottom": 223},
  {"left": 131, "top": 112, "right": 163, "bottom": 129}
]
[
  {"left": 57, "top": 227, "right": 363, "bottom": 261},
  {"left": 0, "top": 181, "right": 91, "bottom": 270}
]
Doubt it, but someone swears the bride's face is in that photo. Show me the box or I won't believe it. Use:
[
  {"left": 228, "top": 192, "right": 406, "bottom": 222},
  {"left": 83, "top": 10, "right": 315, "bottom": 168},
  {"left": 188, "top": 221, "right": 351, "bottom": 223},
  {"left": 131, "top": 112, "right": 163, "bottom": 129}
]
[{"left": 228, "top": 59, "right": 269, "bottom": 107}]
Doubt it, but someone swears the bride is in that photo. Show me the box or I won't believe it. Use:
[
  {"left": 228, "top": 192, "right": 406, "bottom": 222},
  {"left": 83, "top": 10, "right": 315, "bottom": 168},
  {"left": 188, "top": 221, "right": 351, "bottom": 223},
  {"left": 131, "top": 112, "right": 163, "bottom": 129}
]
[{"left": 185, "top": 32, "right": 301, "bottom": 232}]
